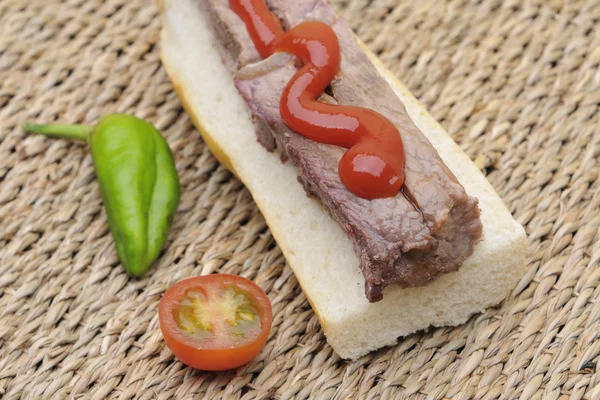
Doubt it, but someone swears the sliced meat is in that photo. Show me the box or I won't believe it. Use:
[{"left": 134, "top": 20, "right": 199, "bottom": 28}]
[
  {"left": 234, "top": 57, "right": 443, "bottom": 301},
  {"left": 265, "top": 0, "right": 481, "bottom": 235},
  {"left": 198, "top": 0, "right": 260, "bottom": 71},
  {"left": 266, "top": 0, "right": 336, "bottom": 27},
  {"left": 201, "top": 0, "right": 483, "bottom": 301}
]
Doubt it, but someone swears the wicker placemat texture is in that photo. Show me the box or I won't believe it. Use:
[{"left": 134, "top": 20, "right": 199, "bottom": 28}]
[{"left": 1, "top": 0, "right": 599, "bottom": 398}]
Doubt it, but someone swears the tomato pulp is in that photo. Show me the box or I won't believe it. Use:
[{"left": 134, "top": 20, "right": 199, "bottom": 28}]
[
  {"left": 230, "top": 0, "right": 406, "bottom": 199},
  {"left": 158, "top": 275, "right": 273, "bottom": 371}
]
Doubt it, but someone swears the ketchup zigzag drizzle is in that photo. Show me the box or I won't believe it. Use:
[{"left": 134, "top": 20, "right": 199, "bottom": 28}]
[{"left": 231, "top": 0, "right": 406, "bottom": 199}]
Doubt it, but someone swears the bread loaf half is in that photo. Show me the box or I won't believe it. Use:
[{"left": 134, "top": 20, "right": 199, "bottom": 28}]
[{"left": 159, "top": 0, "right": 528, "bottom": 360}]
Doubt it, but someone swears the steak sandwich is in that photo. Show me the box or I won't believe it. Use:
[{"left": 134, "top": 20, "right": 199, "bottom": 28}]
[{"left": 160, "top": 0, "right": 528, "bottom": 359}]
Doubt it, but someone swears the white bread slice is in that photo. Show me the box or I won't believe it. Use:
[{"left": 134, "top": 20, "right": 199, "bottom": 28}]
[{"left": 159, "top": 0, "right": 529, "bottom": 360}]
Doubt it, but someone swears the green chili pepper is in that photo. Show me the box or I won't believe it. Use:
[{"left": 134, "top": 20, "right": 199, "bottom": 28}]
[{"left": 24, "top": 114, "right": 180, "bottom": 277}]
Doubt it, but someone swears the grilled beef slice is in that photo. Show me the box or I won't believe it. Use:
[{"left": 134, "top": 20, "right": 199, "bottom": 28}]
[{"left": 200, "top": 0, "right": 483, "bottom": 302}]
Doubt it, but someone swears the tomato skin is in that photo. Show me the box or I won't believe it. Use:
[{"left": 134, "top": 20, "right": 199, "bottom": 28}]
[{"left": 158, "top": 274, "right": 272, "bottom": 371}]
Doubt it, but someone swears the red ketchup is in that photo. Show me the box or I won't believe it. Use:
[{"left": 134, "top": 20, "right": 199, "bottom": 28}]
[{"left": 230, "top": 0, "right": 405, "bottom": 199}]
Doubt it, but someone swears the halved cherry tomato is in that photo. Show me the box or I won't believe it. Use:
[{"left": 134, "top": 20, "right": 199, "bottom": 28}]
[{"left": 158, "top": 274, "right": 272, "bottom": 371}]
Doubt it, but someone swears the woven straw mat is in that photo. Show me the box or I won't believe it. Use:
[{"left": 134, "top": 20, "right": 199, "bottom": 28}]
[{"left": 2, "top": 0, "right": 600, "bottom": 398}]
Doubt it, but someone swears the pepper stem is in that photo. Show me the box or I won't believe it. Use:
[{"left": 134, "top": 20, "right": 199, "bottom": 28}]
[{"left": 23, "top": 123, "right": 93, "bottom": 141}]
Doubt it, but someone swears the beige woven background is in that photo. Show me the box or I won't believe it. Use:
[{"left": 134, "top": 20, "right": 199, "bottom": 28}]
[{"left": 1, "top": 0, "right": 599, "bottom": 398}]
